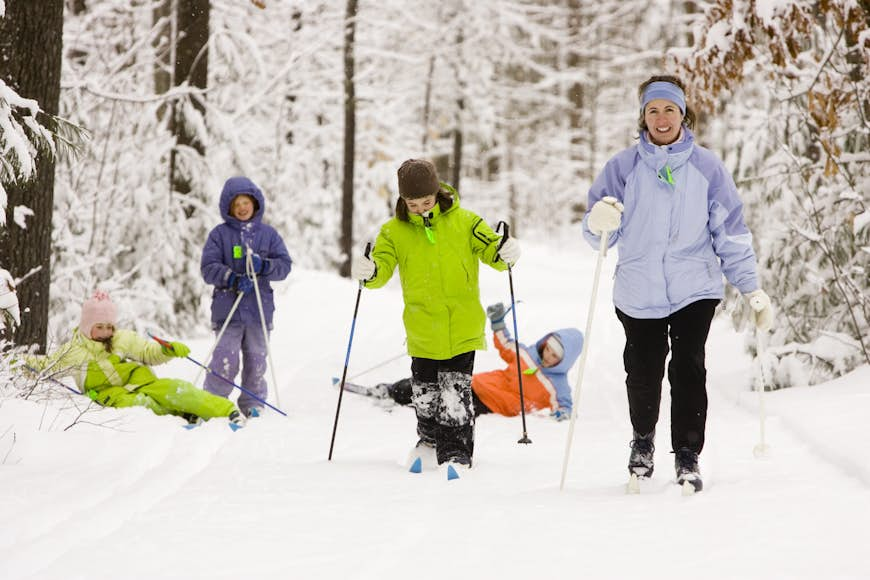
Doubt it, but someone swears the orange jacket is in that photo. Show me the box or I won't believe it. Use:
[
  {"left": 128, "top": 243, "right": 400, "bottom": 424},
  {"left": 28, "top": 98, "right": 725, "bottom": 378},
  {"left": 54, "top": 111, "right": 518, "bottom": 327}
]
[{"left": 472, "top": 328, "right": 582, "bottom": 416}]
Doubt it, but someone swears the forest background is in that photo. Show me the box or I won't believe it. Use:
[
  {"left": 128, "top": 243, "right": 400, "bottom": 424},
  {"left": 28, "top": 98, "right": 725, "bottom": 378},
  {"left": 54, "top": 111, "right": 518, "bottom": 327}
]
[{"left": 0, "top": 0, "right": 867, "bottom": 390}]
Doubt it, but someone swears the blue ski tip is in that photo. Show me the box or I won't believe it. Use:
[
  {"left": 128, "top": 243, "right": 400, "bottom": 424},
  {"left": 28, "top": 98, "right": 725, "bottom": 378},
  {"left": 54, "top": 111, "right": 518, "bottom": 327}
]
[
  {"left": 228, "top": 422, "right": 243, "bottom": 432},
  {"left": 446, "top": 465, "right": 460, "bottom": 481},
  {"left": 409, "top": 457, "right": 422, "bottom": 474},
  {"left": 182, "top": 424, "right": 199, "bottom": 430}
]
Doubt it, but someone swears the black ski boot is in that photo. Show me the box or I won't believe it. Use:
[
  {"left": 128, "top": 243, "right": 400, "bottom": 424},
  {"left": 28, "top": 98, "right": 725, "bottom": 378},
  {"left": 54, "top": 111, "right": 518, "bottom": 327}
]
[
  {"left": 674, "top": 447, "right": 703, "bottom": 493},
  {"left": 628, "top": 431, "right": 655, "bottom": 478}
]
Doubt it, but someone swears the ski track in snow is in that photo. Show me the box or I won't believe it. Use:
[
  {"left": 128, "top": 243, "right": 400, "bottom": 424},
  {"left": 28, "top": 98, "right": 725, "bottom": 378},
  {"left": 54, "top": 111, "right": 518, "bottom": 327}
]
[{"left": 1, "top": 241, "right": 868, "bottom": 579}]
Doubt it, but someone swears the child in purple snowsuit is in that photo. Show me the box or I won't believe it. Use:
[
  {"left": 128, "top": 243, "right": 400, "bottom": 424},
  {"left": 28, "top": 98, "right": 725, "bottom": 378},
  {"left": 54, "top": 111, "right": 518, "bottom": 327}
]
[{"left": 201, "top": 176, "right": 292, "bottom": 417}]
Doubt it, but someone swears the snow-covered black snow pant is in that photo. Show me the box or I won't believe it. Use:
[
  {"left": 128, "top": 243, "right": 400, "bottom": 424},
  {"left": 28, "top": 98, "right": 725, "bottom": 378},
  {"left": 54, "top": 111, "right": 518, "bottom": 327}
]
[
  {"left": 616, "top": 299, "right": 719, "bottom": 455},
  {"left": 389, "top": 378, "right": 492, "bottom": 416},
  {"left": 410, "top": 352, "right": 475, "bottom": 466}
]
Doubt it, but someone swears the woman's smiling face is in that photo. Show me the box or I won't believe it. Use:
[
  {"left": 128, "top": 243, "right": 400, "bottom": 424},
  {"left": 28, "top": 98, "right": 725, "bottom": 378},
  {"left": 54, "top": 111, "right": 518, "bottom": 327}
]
[{"left": 644, "top": 98, "right": 683, "bottom": 146}]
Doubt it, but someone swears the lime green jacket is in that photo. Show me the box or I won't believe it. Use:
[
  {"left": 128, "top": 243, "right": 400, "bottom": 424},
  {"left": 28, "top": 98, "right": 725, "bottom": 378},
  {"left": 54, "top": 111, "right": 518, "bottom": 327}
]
[
  {"left": 365, "top": 190, "right": 507, "bottom": 359},
  {"left": 26, "top": 329, "right": 175, "bottom": 392}
]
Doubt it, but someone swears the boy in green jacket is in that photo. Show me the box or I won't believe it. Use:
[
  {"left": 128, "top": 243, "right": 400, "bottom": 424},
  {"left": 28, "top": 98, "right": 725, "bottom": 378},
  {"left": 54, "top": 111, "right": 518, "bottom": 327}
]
[
  {"left": 351, "top": 159, "right": 520, "bottom": 476},
  {"left": 25, "top": 291, "right": 245, "bottom": 427}
]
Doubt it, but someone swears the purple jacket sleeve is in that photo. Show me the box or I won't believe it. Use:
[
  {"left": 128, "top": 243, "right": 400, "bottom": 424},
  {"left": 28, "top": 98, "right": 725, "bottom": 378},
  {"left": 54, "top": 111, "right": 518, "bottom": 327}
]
[
  {"left": 581, "top": 149, "right": 634, "bottom": 250},
  {"left": 259, "top": 225, "right": 292, "bottom": 282},
  {"left": 704, "top": 159, "right": 759, "bottom": 294},
  {"left": 201, "top": 227, "right": 233, "bottom": 288}
]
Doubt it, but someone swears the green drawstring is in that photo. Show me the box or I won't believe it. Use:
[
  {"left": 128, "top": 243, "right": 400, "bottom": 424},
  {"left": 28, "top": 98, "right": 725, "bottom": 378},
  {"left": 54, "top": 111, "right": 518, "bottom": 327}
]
[
  {"left": 523, "top": 367, "right": 537, "bottom": 375},
  {"left": 423, "top": 214, "right": 436, "bottom": 244}
]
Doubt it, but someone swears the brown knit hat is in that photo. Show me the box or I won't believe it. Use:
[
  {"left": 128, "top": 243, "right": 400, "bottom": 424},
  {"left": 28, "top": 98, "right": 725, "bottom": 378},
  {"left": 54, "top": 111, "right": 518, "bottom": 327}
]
[{"left": 397, "top": 159, "right": 440, "bottom": 199}]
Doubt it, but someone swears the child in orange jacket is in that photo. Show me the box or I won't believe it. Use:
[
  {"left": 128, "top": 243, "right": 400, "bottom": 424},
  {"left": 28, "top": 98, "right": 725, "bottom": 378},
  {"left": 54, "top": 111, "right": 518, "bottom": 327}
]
[{"left": 347, "top": 303, "right": 583, "bottom": 420}]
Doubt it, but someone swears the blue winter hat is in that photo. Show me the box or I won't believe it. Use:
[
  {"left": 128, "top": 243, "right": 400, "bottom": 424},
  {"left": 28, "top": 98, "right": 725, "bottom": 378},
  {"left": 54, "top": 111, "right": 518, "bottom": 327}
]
[{"left": 641, "top": 81, "right": 686, "bottom": 115}]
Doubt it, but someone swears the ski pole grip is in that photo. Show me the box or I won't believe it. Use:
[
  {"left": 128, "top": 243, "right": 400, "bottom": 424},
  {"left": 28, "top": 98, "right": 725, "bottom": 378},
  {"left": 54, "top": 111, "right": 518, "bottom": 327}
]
[
  {"left": 495, "top": 221, "right": 509, "bottom": 251},
  {"left": 148, "top": 332, "right": 173, "bottom": 351}
]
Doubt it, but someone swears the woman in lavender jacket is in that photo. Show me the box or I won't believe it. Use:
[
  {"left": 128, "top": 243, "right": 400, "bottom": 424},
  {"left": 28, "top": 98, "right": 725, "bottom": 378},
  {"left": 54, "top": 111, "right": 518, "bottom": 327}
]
[
  {"left": 582, "top": 75, "right": 773, "bottom": 492},
  {"left": 201, "top": 176, "right": 292, "bottom": 417}
]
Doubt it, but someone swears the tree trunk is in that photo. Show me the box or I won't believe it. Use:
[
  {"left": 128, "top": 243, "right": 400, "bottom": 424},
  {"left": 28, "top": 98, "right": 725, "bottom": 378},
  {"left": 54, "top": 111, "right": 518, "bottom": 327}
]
[
  {"left": 566, "top": 0, "right": 585, "bottom": 174},
  {"left": 452, "top": 97, "right": 464, "bottom": 190},
  {"left": 340, "top": 0, "right": 358, "bottom": 278},
  {"left": 0, "top": 0, "right": 64, "bottom": 352},
  {"left": 450, "top": 26, "right": 464, "bottom": 190},
  {"left": 169, "top": 0, "right": 209, "bottom": 200},
  {"left": 153, "top": 0, "right": 172, "bottom": 121}
]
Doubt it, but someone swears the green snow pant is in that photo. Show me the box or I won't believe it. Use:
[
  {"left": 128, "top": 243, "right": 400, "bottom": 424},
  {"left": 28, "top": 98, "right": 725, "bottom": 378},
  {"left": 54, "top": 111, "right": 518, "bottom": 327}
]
[{"left": 91, "top": 378, "right": 236, "bottom": 420}]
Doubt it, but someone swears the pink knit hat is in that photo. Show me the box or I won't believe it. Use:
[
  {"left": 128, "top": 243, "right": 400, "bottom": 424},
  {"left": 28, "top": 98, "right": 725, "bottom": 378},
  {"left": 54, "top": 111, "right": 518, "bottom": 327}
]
[{"left": 79, "top": 290, "right": 117, "bottom": 338}]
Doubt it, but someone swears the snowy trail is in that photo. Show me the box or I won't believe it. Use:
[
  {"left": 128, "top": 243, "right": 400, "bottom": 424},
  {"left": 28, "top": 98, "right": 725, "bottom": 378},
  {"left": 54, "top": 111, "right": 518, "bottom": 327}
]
[{"left": 1, "top": 240, "right": 867, "bottom": 579}]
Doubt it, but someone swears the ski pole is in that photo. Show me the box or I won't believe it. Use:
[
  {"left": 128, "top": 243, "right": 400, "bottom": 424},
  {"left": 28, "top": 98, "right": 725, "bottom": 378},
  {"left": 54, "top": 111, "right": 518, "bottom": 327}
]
[
  {"left": 496, "top": 221, "right": 531, "bottom": 445},
  {"left": 246, "top": 246, "right": 282, "bottom": 408},
  {"left": 148, "top": 333, "right": 287, "bottom": 417},
  {"left": 194, "top": 291, "right": 244, "bottom": 388},
  {"left": 22, "top": 365, "right": 82, "bottom": 395},
  {"left": 752, "top": 320, "right": 771, "bottom": 458},
  {"left": 328, "top": 242, "right": 371, "bottom": 461},
  {"left": 560, "top": 231, "right": 610, "bottom": 491},
  {"left": 348, "top": 349, "right": 406, "bottom": 381}
]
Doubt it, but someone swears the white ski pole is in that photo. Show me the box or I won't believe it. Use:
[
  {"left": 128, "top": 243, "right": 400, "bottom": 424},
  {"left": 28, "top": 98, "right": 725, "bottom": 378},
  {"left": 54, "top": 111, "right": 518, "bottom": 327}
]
[
  {"left": 752, "top": 322, "right": 771, "bottom": 458},
  {"left": 560, "top": 231, "right": 610, "bottom": 491},
  {"left": 194, "top": 291, "right": 244, "bottom": 388},
  {"left": 247, "top": 247, "right": 282, "bottom": 408}
]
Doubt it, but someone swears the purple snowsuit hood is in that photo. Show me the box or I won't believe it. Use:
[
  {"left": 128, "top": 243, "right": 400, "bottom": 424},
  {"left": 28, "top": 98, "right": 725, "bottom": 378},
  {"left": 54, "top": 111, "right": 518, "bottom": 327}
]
[
  {"left": 220, "top": 176, "right": 266, "bottom": 225},
  {"left": 201, "top": 177, "right": 292, "bottom": 330}
]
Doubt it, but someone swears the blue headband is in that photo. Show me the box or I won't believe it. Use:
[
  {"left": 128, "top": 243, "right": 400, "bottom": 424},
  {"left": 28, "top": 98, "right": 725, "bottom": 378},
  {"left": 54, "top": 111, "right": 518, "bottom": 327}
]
[{"left": 641, "top": 81, "right": 686, "bottom": 115}]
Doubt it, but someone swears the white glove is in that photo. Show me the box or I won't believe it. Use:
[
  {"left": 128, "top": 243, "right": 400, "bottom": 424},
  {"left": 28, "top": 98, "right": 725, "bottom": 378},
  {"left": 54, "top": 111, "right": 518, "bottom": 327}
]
[
  {"left": 351, "top": 255, "right": 376, "bottom": 281},
  {"left": 744, "top": 289, "right": 773, "bottom": 332},
  {"left": 498, "top": 237, "right": 521, "bottom": 266},
  {"left": 587, "top": 196, "right": 624, "bottom": 235},
  {"left": 0, "top": 271, "right": 20, "bottom": 327}
]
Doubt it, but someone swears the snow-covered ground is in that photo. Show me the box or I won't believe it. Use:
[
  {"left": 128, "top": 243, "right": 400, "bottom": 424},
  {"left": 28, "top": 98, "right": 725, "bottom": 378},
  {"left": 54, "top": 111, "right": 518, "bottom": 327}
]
[{"left": 1, "top": 240, "right": 868, "bottom": 579}]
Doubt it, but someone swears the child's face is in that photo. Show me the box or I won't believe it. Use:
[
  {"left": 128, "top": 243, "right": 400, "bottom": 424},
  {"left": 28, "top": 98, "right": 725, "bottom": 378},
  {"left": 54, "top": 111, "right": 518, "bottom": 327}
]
[
  {"left": 541, "top": 342, "right": 562, "bottom": 368},
  {"left": 404, "top": 194, "right": 437, "bottom": 215},
  {"left": 230, "top": 195, "right": 256, "bottom": 221},
  {"left": 90, "top": 322, "right": 115, "bottom": 341}
]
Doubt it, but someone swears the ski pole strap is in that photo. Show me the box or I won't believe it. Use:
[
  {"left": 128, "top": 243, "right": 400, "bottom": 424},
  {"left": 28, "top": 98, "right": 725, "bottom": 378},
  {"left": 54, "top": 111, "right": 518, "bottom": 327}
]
[{"left": 495, "top": 221, "right": 509, "bottom": 250}]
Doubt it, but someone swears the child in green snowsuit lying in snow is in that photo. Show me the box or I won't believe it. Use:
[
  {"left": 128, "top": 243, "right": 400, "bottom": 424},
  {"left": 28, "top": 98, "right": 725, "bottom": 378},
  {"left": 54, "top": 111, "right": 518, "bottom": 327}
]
[{"left": 25, "top": 291, "right": 245, "bottom": 427}]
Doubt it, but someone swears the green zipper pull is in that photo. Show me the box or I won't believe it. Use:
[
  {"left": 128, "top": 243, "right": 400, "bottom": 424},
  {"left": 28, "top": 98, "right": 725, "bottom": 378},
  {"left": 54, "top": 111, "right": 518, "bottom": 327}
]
[
  {"left": 423, "top": 213, "right": 436, "bottom": 244},
  {"left": 523, "top": 367, "right": 537, "bottom": 375},
  {"left": 664, "top": 165, "right": 675, "bottom": 186}
]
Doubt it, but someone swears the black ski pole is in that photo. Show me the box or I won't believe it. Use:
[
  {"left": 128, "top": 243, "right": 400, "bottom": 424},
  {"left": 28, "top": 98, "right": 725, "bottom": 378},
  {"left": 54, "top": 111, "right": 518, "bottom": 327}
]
[
  {"left": 496, "top": 222, "right": 532, "bottom": 444},
  {"left": 328, "top": 242, "right": 372, "bottom": 460}
]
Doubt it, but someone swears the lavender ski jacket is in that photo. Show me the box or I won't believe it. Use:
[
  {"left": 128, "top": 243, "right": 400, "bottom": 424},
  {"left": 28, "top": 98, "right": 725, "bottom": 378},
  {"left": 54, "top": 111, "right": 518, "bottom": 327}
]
[
  {"left": 201, "top": 177, "right": 292, "bottom": 330},
  {"left": 582, "top": 129, "right": 759, "bottom": 319}
]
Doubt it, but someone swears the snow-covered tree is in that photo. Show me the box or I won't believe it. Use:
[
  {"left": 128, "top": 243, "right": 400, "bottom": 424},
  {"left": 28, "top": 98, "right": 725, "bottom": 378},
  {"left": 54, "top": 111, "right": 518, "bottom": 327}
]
[
  {"left": 674, "top": 0, "right": 869, "bottom": 386},
  {"left": 0, "top": 0, "right": 86, "bottom": 352}
]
